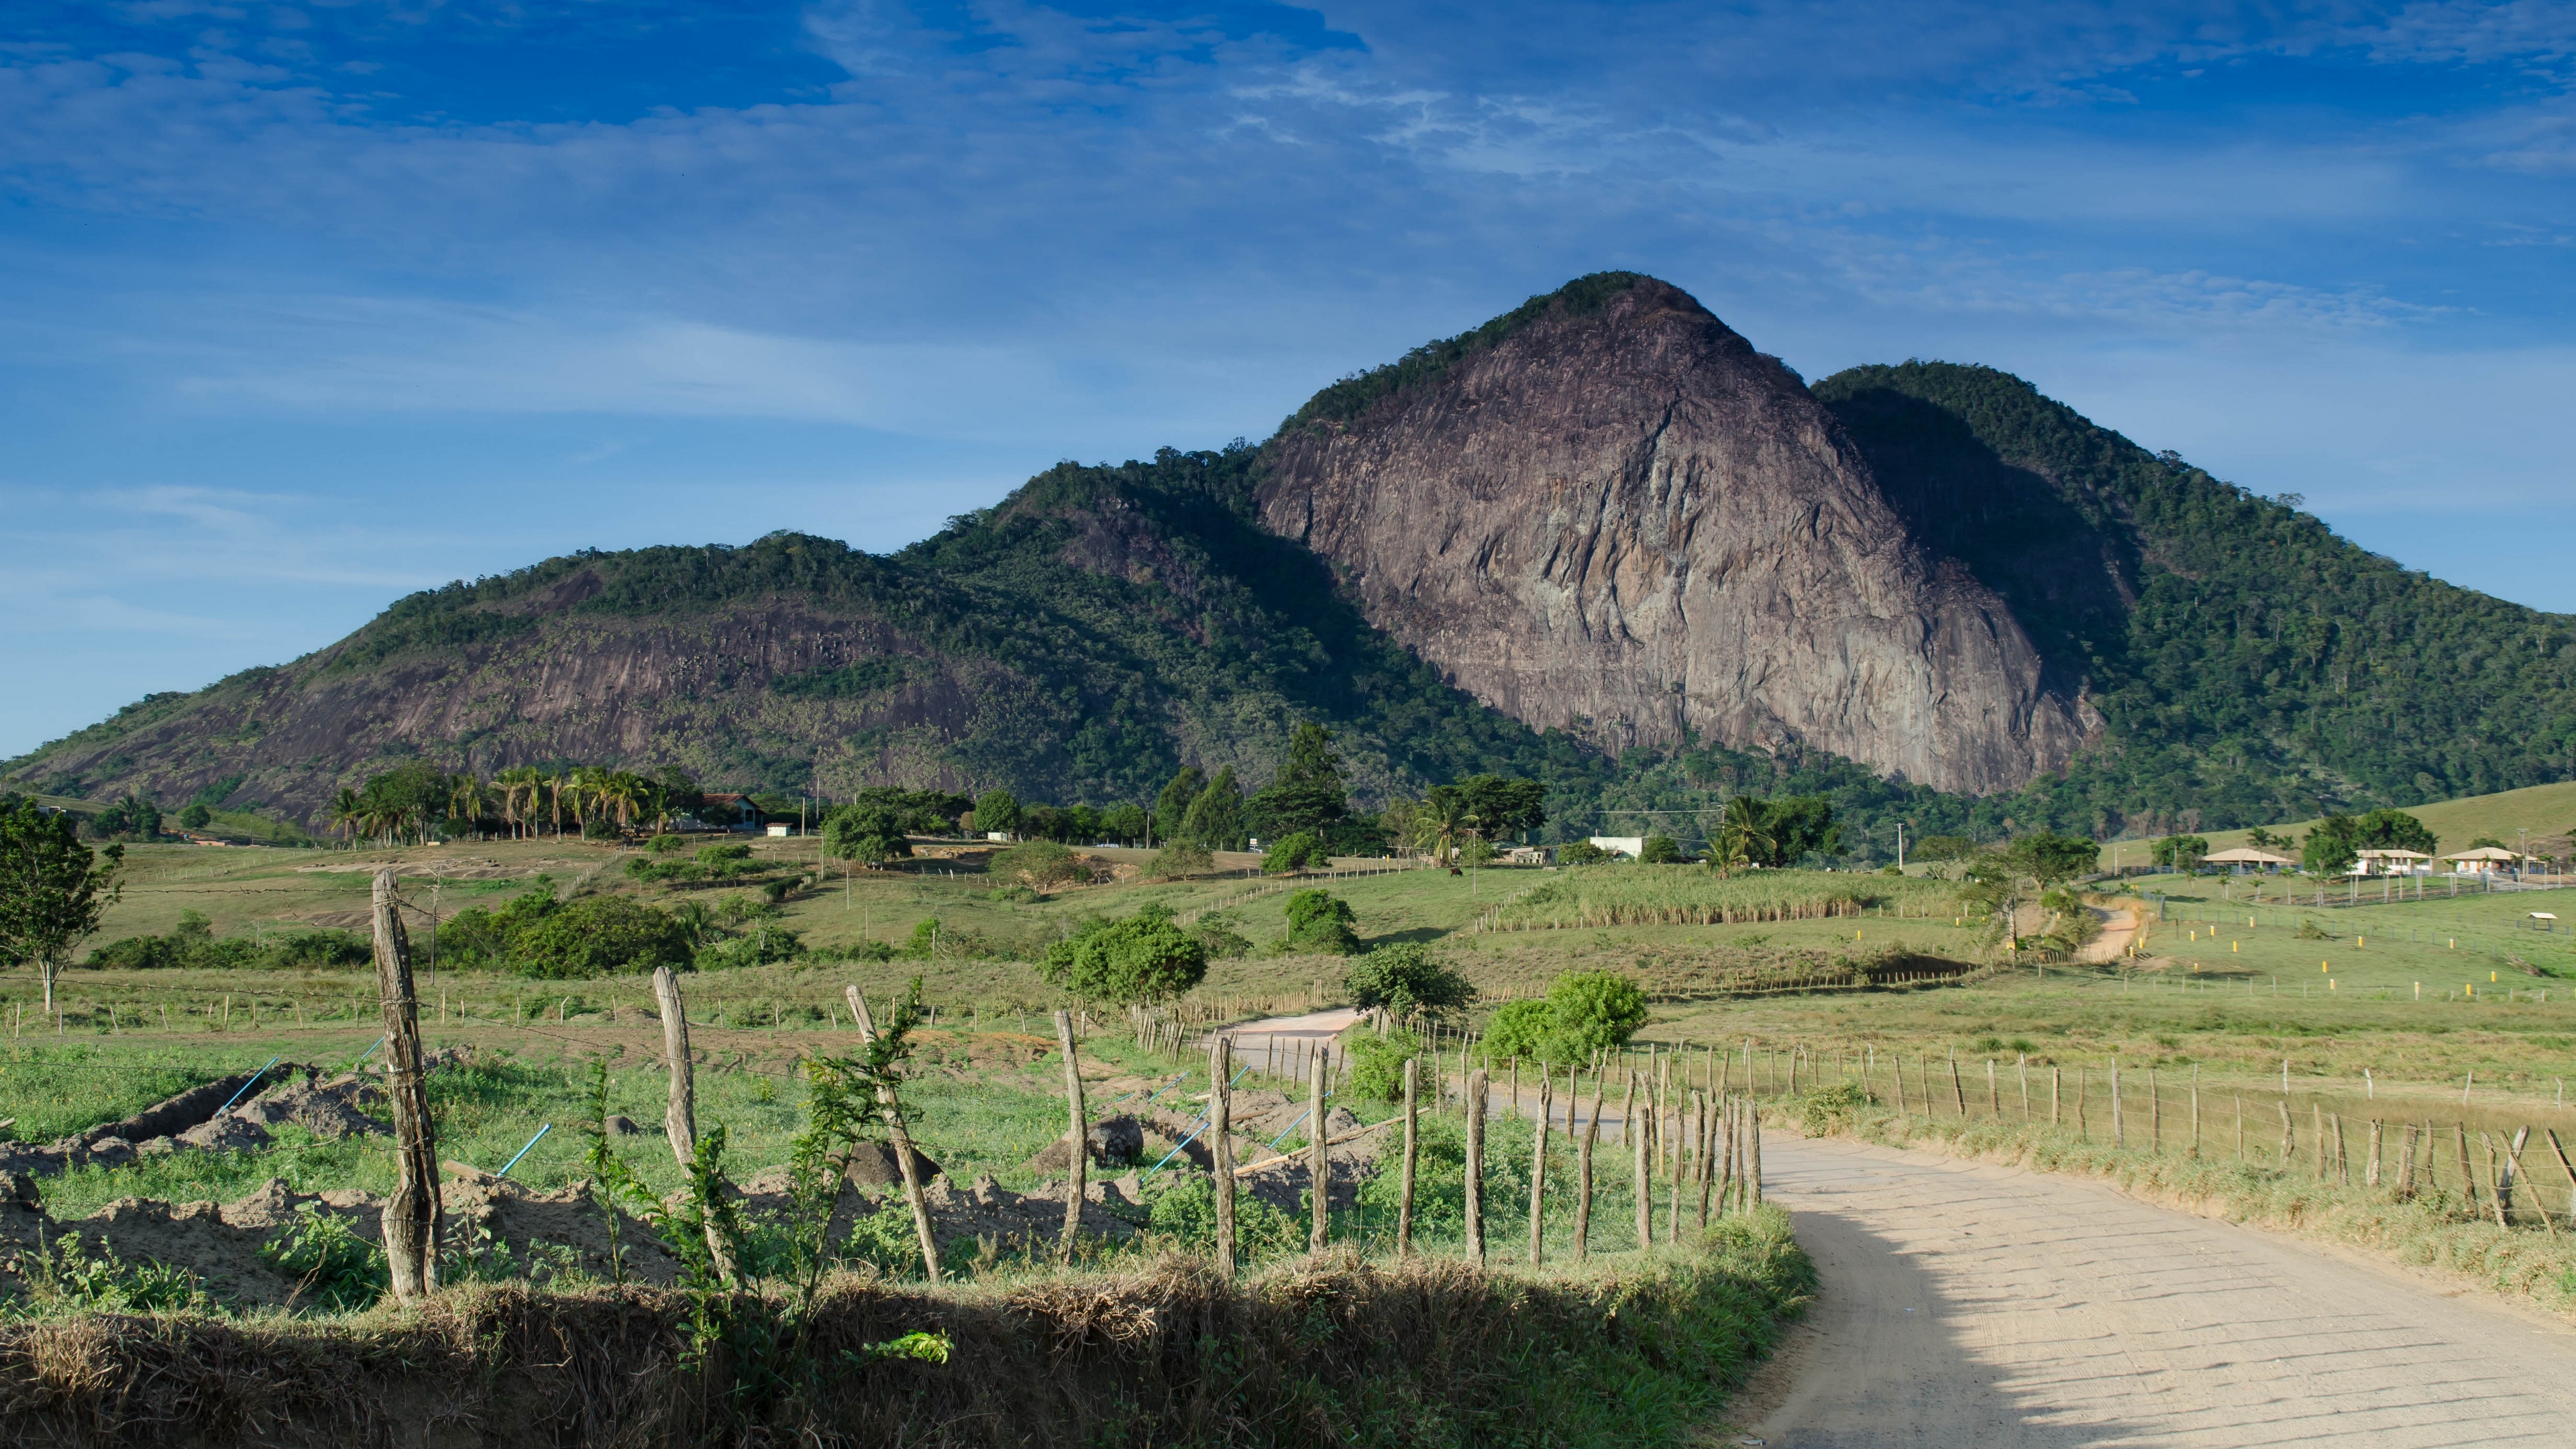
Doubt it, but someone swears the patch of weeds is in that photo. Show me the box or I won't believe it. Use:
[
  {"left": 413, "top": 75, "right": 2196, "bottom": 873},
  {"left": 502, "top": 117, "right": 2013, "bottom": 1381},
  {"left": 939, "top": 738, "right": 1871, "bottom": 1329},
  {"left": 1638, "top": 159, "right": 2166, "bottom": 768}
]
[
  {"left": 5, "top": 1230, "right": 214, "bottom": 1316},
  {"left": 261, "top": 1202, "right": 388, "bottom": 1312}
]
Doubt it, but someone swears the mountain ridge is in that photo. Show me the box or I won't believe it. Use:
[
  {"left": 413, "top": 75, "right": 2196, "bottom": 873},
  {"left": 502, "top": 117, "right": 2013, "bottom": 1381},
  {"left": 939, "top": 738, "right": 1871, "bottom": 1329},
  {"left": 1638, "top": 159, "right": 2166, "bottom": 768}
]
[{"left": 9, "top": 273, "right": 2573, "bottom": 844}]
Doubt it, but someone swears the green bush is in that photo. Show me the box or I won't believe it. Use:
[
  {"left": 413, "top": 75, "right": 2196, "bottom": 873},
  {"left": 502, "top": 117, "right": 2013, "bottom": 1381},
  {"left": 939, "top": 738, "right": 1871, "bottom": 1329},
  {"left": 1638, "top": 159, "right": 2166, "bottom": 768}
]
[
  {"left": 1482, "top": 998, "right": 1562, "bottom": 1062},
  {"left": 1543, "top": 971, "right": 1651, "bottom": 1057},
  {"left": 1146, "top": 841, "right": 1214, "bottom": 879},
  {"left": 990, "top": 840, "right": 1086, "bottom": 889},
  {"left": 1556, "top": 840, "right": 1611, "bottom": 865},
  {"left": 508, "top": 894, "right": 695, "bottom": 978},
  {"left": 1281, "top": 889, "right": 1359, "bottom": 955},
  {"left": 1344, "top": 1029, "right": 1421, "bottom": 1104},
  {"left": 1038, "top": 904, "right": 1208, "bottom": 1002},
  {"left": 1344, "top": 941, "right": 1476, "bottom": 1014},
  {"left": 1638, "top": 834, "right": 1684, "bottom": 863},
  {"left": 1146, "top": 1173, "right": 1307, "bottom": 1263},
  {"left": 1262, "top": 830, "right": 1332, "bottom": 873},
  {"left": 259, "top": 1201, "right": 388, "bottom": 1312}
]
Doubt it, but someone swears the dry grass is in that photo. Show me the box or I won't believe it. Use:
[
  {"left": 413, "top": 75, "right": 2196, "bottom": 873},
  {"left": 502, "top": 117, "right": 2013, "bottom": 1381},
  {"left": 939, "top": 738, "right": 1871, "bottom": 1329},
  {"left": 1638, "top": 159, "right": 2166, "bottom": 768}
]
[{"left": 1, "top": 1215, "right": 1812, "bottom": 1449}]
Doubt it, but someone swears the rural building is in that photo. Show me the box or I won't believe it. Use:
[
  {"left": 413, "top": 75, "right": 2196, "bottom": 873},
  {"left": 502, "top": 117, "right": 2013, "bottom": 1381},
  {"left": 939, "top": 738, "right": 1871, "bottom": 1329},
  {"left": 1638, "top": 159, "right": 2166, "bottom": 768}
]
[
  {"left": 1587, "top": 835, "right": 1644, "bottom": 859},
  {"left": 2353, "top": 848, "right": 2432, "bottom": 877},
  {"left": 2202, "top": 846, "right": 2293, "bottom": 873}
]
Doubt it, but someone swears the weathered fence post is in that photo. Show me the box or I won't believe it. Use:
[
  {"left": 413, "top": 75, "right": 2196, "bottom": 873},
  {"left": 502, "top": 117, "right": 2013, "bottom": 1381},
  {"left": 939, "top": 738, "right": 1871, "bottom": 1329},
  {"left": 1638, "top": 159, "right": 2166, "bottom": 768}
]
[
  {"left": 1398, "top": 1056, "right": 1419, "bottom": 1256},
  {"left": 853, "top": 983, "right": 937, "bottom": 1283},
  {"left": 1528, "top": 1065, "right": 1552, "bottom": 1265},
  {"left": 1748, "top": 1098, "right": 1763, "bottom": 1209},
  {"left": 1461, "top": 1065, "right": 1486, "bottom": 1263},
  {"left": 1631, "top": 1071, "right": 1654, "bottom": 1248},
  {"left": 2110, "top": 1059, "right": 2125, "bottom": 1148},
  {"left": 2051, "top": 1066, "right": 2061, "bottom": 1126},
  {"left": 1319, "top": 1036, "right": 1339, "bottom": 1252},
  {"left": 1058, "top": 1009, "right": 1091, "bottom": 1265},
  {"left": 1947, "top": 1051, "right": 1966, "bottom": 1116},
  {"left": 1576, "top": 1063, "right": 1602, "bottom": 1259},
  {"left": 2190, "top": 1066, "right": 2201, "bottom": 1158},
  {"left": 372, "top": 868, "right": 439, "bottom": 1304},
  {"left": 1209, "top": 1030, "right": 1234, "bottom": 1277}
]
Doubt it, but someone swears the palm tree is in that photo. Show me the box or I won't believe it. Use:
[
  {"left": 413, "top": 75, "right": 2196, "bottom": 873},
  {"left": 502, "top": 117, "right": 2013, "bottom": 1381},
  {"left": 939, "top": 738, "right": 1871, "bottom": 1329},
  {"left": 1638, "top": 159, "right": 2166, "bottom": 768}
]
[
  {"left": 547, "top": 769, "right": 572, "bottom": 837},
  {"left": 1712, "top": 796, "right": 1774, "bottom": 879},
  {"left": 326, "top": 788, "right": 363, "bottom": 850},
  {"left": 1409, "top": 788, "right": 1470, "bottom": 869},
  {"left": 449, "top": 775, "right": 491, "bottom": 841},
  {"left": 492, "top": 767, "right": 536, "bottom": 839}
]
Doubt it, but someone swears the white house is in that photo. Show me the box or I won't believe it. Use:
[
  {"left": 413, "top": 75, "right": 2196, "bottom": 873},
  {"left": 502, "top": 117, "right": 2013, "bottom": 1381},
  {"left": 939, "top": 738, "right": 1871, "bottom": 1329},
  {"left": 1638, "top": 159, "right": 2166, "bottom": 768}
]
[
  {"left": 1587, "top": 835, "right": 1644, "bottom": 859},
  {"left": 2445, "top": 846, "right": 2527, "bottom": 877},
  {"left": 2353, "top": 848, "right": 2432, "bottom": 877}
]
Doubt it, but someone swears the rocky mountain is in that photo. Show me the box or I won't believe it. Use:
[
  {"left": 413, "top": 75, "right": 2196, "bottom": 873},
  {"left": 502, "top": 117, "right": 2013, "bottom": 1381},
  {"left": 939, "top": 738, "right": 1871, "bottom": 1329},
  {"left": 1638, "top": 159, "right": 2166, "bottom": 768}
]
[
  {"left": 11, "top": 272, "right": 2573, "bottom": 838},
  {"left": 1258, "top": 275, "right": 2093, "bottom": 795}
]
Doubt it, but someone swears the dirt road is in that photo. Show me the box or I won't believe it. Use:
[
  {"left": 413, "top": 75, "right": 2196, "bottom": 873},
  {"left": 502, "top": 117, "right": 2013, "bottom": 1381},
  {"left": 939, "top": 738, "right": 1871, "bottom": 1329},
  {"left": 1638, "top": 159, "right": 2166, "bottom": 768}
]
[{"left": 1735, "top": 1134, "right": 2576, "bottom": 1445}]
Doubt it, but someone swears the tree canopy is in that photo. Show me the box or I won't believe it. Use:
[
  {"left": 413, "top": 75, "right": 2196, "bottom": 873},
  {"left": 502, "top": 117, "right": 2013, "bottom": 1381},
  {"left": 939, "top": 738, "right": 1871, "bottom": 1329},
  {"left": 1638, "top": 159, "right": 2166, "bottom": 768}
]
[
  {"left": 0, "top": 798, "right": 124, "bottom": 1012},
  {"left": 1037, "top": 904, "right": 1208, "bottom": 1003}
]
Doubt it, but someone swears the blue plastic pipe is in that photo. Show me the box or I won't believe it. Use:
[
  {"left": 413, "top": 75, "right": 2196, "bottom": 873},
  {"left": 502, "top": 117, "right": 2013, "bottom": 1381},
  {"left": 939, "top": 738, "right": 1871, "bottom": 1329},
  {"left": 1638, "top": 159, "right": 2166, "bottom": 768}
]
[
  {"left": 1142, "top": 1067, "right": 1254, "bottom": 1175},
  {"left": 496, "top": 1122, "right": 553, "bottom": 1178},
  {"left": 214, "top": 1057, "right": 282, "bottom": 1116},
  {"left": 348, "top": 1034, "right": 390, "bottom": 1072}
]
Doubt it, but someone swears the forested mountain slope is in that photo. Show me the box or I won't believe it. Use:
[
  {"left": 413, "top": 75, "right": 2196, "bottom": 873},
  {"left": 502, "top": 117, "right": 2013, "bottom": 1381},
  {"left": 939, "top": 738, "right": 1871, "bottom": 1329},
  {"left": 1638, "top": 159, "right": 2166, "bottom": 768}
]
[
  {"left": 1815, "top": 362, "right": 2576, "bottom": 833},
  {"left": 9, "top": 278, "right": 2573, "bottom": 847}
]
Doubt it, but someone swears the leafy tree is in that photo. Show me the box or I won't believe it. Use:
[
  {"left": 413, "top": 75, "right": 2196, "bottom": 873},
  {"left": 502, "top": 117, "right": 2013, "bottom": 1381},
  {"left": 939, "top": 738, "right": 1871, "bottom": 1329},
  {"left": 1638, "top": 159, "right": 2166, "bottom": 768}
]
[
  {"left": 1262, "top": 829, "right": 1331, "bottom": 873},
  {"left": 1909, "top": 833, "right": 1974, "bottom": 877},
  {"left": 1638, "top": 834, "right": 1684, "bottom": 863},
  {"left": 1555, "top": 839, "right": 1611, "bottom": 865},
  {"left": 1281, "top": 889, "right": 1359, "bottom": 955},
  {"left": 178, "top": 803, "right": 213, "bottom": 831},
  {"left": 1540, "top": 971, "right": 1650, "bottom": 1057},
  {"left": 1152, "top": 767, "right": 1205, "bottom": 846},
  {"left": 1456, "top": 774, "right": 1547, "bottom": 840},
  {"left": 2355, "top": 808, "right": 2438, "bottom": 855},
  {"left": 2010, "top": 831, "right": 2100, "bottom": 888},
  {"left": 0, "top": 798, "right": 124, "bottom": 1014},
  {"left": 508, "top": 894, "right": 696, "bottom": 978},
  {"left": 1180, "top": 766, "right": 1247, "bottom": 851},
  {"left": 1100, "top": 802, "right": 1148, "bottom": 845},
  {"left": 91, "top": 794, "right": 163, "bottom": 841},
  {"left": 973, "top": 790, "right": 1021, "bottom": 839},
  {"left": 1038, "top": 904, "right": 1208, "bottom": 1002},
  {"left": 1343, "top": 941, "right": 1477, "bottom": 1015},
  {"left": 2302, "top": 814, "right": 2363, "bottom": 876},
  {"left": 1146, "top": 841, "right": 1214, "bottom": 879},
  {"left": 1344, "top": 1028, "right": 1423, "bottom": 1105},
  {"left": 990, "top": 839, "right": 1087, "bottom": 889},
  {"left": 1757, "top": 796, "right": 1843, "bottom": 865},
  {"left": 822, "top": 803, "right": 914, "bottom": 867},
  {"left": 1020, "top": 804, "right": 1071, "bottom": 842},
  {"left": 2149, "top": 835, "right": 2209, "bottom": 871},
  {"left": 2467, "top": 835, "right": 2508, "bottom": 851},
  {"left": 1247, "top": 721, "right": 1350, "bottom": 838}
]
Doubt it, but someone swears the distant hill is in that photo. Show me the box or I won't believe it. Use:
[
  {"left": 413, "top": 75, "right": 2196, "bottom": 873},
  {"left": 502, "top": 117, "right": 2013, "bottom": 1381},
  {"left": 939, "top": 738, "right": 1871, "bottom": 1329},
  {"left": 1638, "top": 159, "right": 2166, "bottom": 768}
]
[
  {"left": 9, "top": 274, "right": 2573, "bottom": 846},
  {"left": 1814, "top": 362, "right": 2576, "bottom": 833}
]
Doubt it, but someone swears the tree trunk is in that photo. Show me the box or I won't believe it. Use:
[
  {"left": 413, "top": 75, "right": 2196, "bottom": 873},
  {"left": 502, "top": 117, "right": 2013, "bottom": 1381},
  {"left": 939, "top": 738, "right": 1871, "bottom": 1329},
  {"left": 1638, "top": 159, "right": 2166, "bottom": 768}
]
[
  {"left": 372, "top": 869, "right": 440, "bottom": 1304},
  {"left": 1632, "top": 1070, "right": 1653, "bottom": 1248}
]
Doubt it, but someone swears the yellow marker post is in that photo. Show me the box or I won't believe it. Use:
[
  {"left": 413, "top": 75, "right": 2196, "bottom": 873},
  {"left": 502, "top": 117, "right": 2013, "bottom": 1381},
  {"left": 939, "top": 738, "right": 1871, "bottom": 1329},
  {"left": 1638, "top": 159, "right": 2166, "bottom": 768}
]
[
  {"left": 2492, "top": 971, "right": 2498, "bottom": 983},
  {"left": 2321, "top": 961, "right": 2328, "bottom": 973},
  {"left": 2233, "top": 941, "right": 2239, "bottom": 952},
  {"left": 2330, "top": 979, "right": 2336, "bottom": 991},
  {"left": 2359, "top": 936, "right": 2365, "bottom": 947}
]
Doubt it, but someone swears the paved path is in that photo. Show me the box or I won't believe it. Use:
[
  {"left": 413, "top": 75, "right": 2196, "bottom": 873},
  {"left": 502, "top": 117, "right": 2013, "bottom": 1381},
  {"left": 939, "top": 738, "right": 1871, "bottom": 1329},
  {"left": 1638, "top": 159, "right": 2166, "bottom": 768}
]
[
  {"left": 1206, "top": 1007, "right": 1365, "bottom": 1077},
  {"left": 1735, "top": 1134, "right": 2576, "bottom": 1446}
]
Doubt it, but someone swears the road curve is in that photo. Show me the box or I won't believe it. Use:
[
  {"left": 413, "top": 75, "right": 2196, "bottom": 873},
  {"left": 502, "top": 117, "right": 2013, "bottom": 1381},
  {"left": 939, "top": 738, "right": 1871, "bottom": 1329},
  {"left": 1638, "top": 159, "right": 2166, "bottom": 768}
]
[{"left": 1735, "top": 1134, "right": 2576, "bottom": 1446}]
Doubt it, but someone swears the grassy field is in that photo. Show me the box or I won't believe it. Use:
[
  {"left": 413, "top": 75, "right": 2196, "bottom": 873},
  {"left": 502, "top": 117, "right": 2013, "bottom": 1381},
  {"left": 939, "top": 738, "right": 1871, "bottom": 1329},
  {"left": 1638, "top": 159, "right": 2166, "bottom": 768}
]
[{"left": 2098, "top": 779, "right": 2576, "bottom": 863}]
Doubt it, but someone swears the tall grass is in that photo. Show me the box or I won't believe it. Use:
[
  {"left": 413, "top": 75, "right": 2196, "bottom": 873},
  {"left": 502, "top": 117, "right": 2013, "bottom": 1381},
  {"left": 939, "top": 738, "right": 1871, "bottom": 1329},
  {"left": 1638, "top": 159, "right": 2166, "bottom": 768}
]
[{"left": 1489, "top": 868, "right": 1957, "bottom": 932}]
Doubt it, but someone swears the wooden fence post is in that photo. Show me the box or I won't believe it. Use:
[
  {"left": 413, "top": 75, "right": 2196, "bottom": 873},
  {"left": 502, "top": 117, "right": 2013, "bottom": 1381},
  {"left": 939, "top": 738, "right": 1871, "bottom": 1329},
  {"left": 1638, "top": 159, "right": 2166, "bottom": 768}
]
[
  {"left": 1666, "top": 1085, "right": 1687, "bottom": 1244},
  {"left": 1311, "top": 1046, "right": 1334, "bottom": 1256},
  {"left": 1892, "top": 1055, "right": 1907, "bottom": 1115},
  {"left": 2546, "top": 1128, "right": 2576, "bottom": 1230},
  {"left": 1058, "top": 1009, "right": 1091, "bottom": 1265},
  {"left": 2456, "top": 1122, "right": 2478, "bottom": 1209},
  {"left": 2277, "top": 1099, "right": 2294, "bottom": 1167},
  {"left": 2190, "top": 1066, "right": 2200, "bottom": 1158},
  {"left": 1947, "top": 1051, "right": 1966, "bottom": 1116},
  {"left": 2149, "top": 1067, "right": 2161, "bottom": 1152},
  {"left": 1575, "top": 1063, "right": 1601, "bottom": 1260},
  {"left": 372, "top": 868, "right": 439, "bottom": 1304},
  {"left": 1460, "top": 1065, "right": 1485, "bottom": 1263},
  {"left": 1749, "top": 1099, "right": 1763, "bottom": 1209},
  {"left": 1398, "top": 1056, "right": 1419, "bottom": 1256},
  {"left": 2019, "top": 1055, "right": 2031, "bottom": 1121},
  {"left": 2110, "top": 1061, "right": 2125, "bottom": 1148},
  {"left": 852, "top": 983, "right": 936, "bottom": 1282},
  {"left": 1528, "top": 1066, "right": 1552, "bottom": 1265},
  {"left": 2051, "top": 1066, "right": 2061, "bottom": 1126},
  {"left": 2367, "top": 1120, "right": 2382, "bottom": 1188},
  {"left": 1208, "top": 1030, "right": 1234, "bottom": 1277},
  {"left": 1631, "top": 1071, "right": 1654, "bottom": 1248},
  {"left": 1987, "top": 1059, "right": 1998, "bottom": 1115},
  {"left": 1697, "top": 1089, "right": 1717, "bottom": 1229}
]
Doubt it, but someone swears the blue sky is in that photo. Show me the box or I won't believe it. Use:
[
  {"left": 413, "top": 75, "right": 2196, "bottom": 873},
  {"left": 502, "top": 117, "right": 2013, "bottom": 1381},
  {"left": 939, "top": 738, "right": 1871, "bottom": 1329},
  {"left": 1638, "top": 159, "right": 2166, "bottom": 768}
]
[{"left": 4, "top": 0, "right": 2573, "bottom": 756}]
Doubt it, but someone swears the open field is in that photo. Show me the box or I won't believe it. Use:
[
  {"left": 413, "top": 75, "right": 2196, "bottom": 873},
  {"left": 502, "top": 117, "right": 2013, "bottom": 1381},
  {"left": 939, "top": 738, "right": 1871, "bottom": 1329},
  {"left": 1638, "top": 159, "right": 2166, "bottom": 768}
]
[{"left": 2108, "top": 778, "right": 2576, "bottom": 862}]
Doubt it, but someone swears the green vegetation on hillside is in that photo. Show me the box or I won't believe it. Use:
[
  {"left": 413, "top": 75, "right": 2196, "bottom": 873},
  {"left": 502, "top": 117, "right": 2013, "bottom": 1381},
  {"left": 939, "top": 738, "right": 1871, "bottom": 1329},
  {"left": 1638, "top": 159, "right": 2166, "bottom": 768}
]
[{"left": 1817, "top": 362, "right": 2576, "bottom": 830}]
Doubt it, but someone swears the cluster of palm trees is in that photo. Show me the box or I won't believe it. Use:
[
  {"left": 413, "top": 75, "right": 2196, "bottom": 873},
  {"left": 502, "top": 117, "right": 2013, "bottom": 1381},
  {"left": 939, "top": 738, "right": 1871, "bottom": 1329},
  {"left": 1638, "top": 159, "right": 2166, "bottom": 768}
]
[{"left": 323, "top": 763, "right": 678, "bottom": 848}]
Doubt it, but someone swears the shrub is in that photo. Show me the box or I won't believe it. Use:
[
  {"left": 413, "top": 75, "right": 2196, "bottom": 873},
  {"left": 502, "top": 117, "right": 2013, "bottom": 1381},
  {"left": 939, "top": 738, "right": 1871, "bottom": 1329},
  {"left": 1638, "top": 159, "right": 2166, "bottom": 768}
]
[
  {"left": 178, "top": 803, "right": 212, "bottom": 831},
  {"left": 1345, "top": 1029, "right": 1422, "bottom": 1104},
  {"left": 1281, "top": 889, "right": 1359, "bottom": 955},
  {"left": 508, "top": 894, "right": 695, "bottom": 978},
  {"left": 990, "top": 840, "right": 1086, "bottom": 890},
  {"left": 1038, "top": 904, "right": 1208, "bottom": 1003},
  {"left": 1343, "top": 941, "right": 1476, "bottom": 1014},
  {"left": 1146, "top": 1173, "right": 1307, "bottom": 1263},
  {"left": 1482, "top": 998, "right": 1562, "bottom": 1062},
  {"left": 1262, "top": 830, "right": 1331, "bottom": 873},
  {"left": 696, "top": 922, "right": 805, "bottom": 971},
  {"left": 1544, "top": 971, "right": 1650, "bottom": 1057},
  {"left": 1556, "top": 839, "right": 1611, "bottom": 865},
  {"left": 823, "top": 804, "right": 914, "bottom": 867},
  {"left": 1638, "top": 834, "right": 1684, "bottom": 863},
  {"left": 1145, "top": 841, "right": 1214, "bottom": 879},
  {"left": 580, "top": 818, "right": 622, "bottom": 841}
]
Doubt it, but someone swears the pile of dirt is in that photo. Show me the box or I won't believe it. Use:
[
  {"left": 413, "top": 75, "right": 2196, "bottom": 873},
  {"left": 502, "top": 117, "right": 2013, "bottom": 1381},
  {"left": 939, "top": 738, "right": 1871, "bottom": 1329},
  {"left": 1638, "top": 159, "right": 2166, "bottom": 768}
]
[{"left": 1022, "top": 1113, "right": 1144, "bottom": 1175}]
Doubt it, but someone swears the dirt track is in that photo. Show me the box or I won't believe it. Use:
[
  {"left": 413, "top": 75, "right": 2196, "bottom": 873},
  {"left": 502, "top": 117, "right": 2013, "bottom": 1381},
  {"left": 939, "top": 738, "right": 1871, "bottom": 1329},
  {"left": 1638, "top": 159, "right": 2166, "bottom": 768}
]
[{"left": 1735, "top": 1134, "right": 2576, "bottom": 1445}]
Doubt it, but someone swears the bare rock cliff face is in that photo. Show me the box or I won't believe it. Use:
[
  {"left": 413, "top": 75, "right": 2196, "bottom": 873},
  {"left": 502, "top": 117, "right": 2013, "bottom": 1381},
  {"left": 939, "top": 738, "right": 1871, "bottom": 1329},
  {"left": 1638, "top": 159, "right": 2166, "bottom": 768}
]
[{"left": 1256, "top": 278, "right": 2094, "bottom": 794}]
